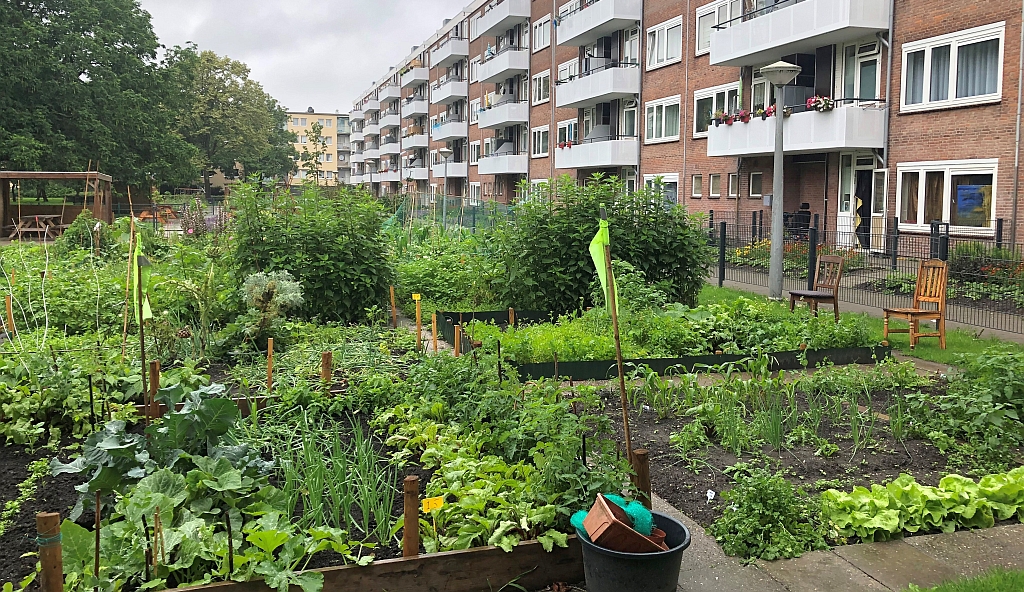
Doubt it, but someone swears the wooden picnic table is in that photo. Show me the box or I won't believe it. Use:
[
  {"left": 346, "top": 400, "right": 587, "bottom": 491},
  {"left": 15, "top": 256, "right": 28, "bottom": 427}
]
[
  {"left": 8, "top": 214, "right": 64, "bottom": 240},
  {"left": 137, "top": 205, "right": 179, "bottom": 224}
]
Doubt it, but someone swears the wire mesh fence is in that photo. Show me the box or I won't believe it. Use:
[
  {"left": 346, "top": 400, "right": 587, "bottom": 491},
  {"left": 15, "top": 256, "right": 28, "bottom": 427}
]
[
  {"left": 387, "top": 194, "right": 516, "bottom": 231},
  {"left": 709, "top": 217, "right": 1024, "bottom": 334}
]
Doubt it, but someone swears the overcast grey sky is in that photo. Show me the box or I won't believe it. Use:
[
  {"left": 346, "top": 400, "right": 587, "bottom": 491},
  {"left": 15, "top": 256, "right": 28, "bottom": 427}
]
[{"left": 139, "top": 0, "right": 469, "bottom": 114}]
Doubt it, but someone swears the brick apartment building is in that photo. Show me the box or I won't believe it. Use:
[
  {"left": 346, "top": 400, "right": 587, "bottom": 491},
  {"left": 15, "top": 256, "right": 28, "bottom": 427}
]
[
  {"left": 349, "top": 0, "right": 1024, "bottom": 244},
  {"left": 285, "top": 109, "right": 352, "bottom": 187}
]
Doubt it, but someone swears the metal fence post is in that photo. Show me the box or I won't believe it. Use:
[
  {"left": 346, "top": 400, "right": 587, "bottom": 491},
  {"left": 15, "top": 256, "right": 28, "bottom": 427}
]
[
  {"left": 807, "top": 226, "right": 818, "bottom": 291},
  {"left": 997, "top": 218, "right": 1004, "bottom": 249},
  {"left": 929, "top": 221, "right": 939, "bottom": 259},
  {"left": 890, "top": 217, "right": 900, "bottom": 271},
  {"left": 758, "top": 209, "right": 765, "bottom": 241},
  {"left": 718, "top": 221, "right": 727, "bottom": 288},
  {"left": 750, "top": 211, "right": 757, "bottom": 245},
  {"left": 939, "top": 223, "right": 949, "bottom": 261}
]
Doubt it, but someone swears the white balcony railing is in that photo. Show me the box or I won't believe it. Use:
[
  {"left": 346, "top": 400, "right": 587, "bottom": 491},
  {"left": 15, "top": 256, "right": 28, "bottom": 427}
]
[
  {"left": 402, "top": 98, "right": 429, "bottom": 118},
  {"left": 350, "top": 131, "right": 365, "bottom": 143},
  {"left": 406, "top": 167, "right": 430, "bottom": 180},
  {"left": 380, "top": 139, "right": 401, "bottom": 155},
  {"left": 379, "top": 170, "right": 402, "bottom": 183},
  {"left": 555, "top": 65, "right": 640, "bottom": 109},
  {"left": 556, "top": 0, "right": 643, "bottom": 47},
  {"left": 710, "top": 0, "right": 890, "bottom": 67},
  {"left": 478, "top": 153, "right": 529, "bottom": 175},
  {"left": 350, "top": 153, "right": 365, "bottom": 164},
  {"left": 431, "top": 37, "right": 470, "bottom": 69},
  {"left": 363, "top": 147, "right": 380, "bottom": 160},
  {"left": 432, "top": 161, "right": 469, "bottom": 178},
  {"left": 554, "top": 137, "right": 639, "bottom": 169},
  {"left": 475, "top": 0, "right": 531, "bottom": 39},
  {"left": 350, "top": 109, "right": 364, "bottom": 121},
  {"left": 402, "top": 133, "right": 429, "bottom": 150},
  {"left": 378, "top": 85, "right": 401, "bottom": 102},
  {"left": 432, "top": 119, "right": 469, "bottom": 142},
  {"left": 479, "top": 47, "right": 530, "bottom": 84},
  {"left": 380, "top": 112, "right": 402, "bottom": 129},
  {"left": 362, "top": 122, "right": 380, "bottom": 136},
  {"left": 362, "top": 99, "right": 380, "bottom": 113},
  {"left": 706, "top": 106, "right": 887, "bottom": 157},
  {"left": 478, "top": 100, "right": 530, "bottom": 129},
  {"left": 431, "top": 77, "right": 469, "bottom": 105},
  {"left": 402, "top": 67, "right": 430, "bottom": 88}
]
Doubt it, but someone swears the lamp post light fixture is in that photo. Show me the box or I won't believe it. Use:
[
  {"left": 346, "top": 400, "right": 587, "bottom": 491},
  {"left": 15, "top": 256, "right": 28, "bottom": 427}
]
[
  {"left": 439, "top": 147, "right": 453, "bottom": 230},
  {"left": 759, "top": 60, "right": 803, "bottom": 300}
]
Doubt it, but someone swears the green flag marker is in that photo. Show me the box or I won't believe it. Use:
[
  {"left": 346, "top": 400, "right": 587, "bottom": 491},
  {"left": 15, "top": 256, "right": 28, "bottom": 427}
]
[
  {"left": 589, "top": 217, "right": 618, "bottom": 312},
  {"left": 133, "top": 240, "right": 153, "bottom": 323}
]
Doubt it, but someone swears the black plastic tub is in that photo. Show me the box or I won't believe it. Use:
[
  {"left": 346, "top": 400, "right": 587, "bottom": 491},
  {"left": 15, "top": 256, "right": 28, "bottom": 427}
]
[{"left": 576, "top": 510, "right": 691, "bottom": 592}]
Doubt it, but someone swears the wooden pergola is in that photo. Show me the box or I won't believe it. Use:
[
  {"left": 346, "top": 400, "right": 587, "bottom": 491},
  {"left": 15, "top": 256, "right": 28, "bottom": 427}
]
[{"left": 0, "top": 171, "right": 113, "bottom": 233}]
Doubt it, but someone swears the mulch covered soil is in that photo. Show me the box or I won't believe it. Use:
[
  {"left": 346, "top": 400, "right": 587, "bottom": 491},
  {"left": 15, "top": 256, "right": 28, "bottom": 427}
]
[{"left": 600, "top": 385, "right": 950, "bottom": 528}]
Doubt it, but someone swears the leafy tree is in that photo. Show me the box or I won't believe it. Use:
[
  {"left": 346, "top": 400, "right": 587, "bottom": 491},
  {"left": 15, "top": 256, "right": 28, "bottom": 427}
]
[
  {"left": 167, "top": 46, "right": 296, "bottom": 198},
  {"left": 299, "top": 121, "right": 327, "bottom": 184}
]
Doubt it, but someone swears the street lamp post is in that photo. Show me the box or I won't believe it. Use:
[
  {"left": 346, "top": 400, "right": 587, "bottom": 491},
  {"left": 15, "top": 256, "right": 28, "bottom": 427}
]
[
  {"left": 439, "top": 147, "right": 453, "bottom": 230},
  {"left": 760, "top": 61, "right": 803, "bottom": 300}
]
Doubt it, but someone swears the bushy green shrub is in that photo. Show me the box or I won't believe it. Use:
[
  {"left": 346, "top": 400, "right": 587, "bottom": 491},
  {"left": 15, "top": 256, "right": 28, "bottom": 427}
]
[{"left": 589, "top": 260, "right": 668, "bottom": 310}]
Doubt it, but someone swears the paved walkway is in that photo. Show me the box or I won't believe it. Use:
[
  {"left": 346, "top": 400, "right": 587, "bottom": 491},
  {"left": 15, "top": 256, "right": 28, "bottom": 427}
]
[{"left": 655, "top": 495, "right": 1024, "bottom": 591}]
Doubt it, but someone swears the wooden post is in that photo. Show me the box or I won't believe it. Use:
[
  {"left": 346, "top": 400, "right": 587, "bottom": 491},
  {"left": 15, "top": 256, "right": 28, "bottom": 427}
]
[
  {"left": 413, "top": 294, "right": 422, "bottom": 352},
  {"left": 390, "top": 285, "right": 398, "bottom": 329},
  {"left": 266, "top": 338, "right": 274, "bottom": 393},
  {"left": 94, "top": 492, "right": 101, "bottom": 592},
  {"left": 321, "top": 351, "right": 332, "bottom": 385},
  {"left": 148, "top": 360, "right": 159, "bottom": 419},
  {"left": 633, "top": 449, "right": 651, "bottom": 510},
  {"left": 454, "top": 325, "right": 461, "bottom": 357},
  {"left": 602, "top": 207, "right": 633, "bottom": 465},
  {"left": 137, "top": 255, "right": 148, "bottom": 429},
  {"left": 431, "top": 313, "right": 438, "bottom": 352},
  {"left": 553, "top": 352, "right": 559, "bottom": 382},
  {"left": 36, "top": 512, "right": 63, "bottom": 592},
  {"left": 402, "top": 475, "right": 420, "bottom": 558},
  {"left": 4, "top": 294, "right": 14, "bottom": 335},
  {"left": 508, "top": 307, "right": 515, "bottom": 327}
]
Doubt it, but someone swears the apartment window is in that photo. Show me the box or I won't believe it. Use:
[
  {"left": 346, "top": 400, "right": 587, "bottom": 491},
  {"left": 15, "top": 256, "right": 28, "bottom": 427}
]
[
  {"left": 325, "top": 119, "right": 332, "bottom": 127},
  {"left": 299, "top": 135, "right": 307, "bottom": 144},
  {"left": 709, "top": 174, "right": 722, "bottom": 197},
  {"left": 696, "top": 0, "right": 740, "bottom": 55},
  {"left": 325, "top": 137, "right": 333, "bottom": 145},
  {"left": 297, "top": 170, "right": 307, "bottom": 179},
  {"left": 693, "top": 82, "right": 740, "bottom": 137},
  {"left": 902, "top": 22, "right": 1005, "bottom": 112},
  {"left": 749, "top": 172, "right": 763, "bottom": 197},
  {"left": 469, "top": 141, "right": 481, "bottom": 165},
  {"left": 531, "top": 125, "right": 550, "bottom": 158},
  {"left": 622, "top": 100, "right": 637, "bottom": 137},
  {"left": 470, "top": 99, "right": 481, "bottom": 124},
  {"left": 692, "top": 175, "right": 703, "bottom": 198},
  {"left": 647, "top": 16, "right": 682, "bottom": 70},
  {"left": 728, "top": 173, "right": 739, "bottom": 197},
  {"left": 644, "top": 174, "right": 679, "bottom": 203},
  {"left": 558, "top": 0, "right": 580, "bottom": 18},
  {"left": 291, "top": 118, "right": 300, "bottom": 126},
  {"left": 470, "top": 57, "right": 480, "bottom": 83},
  {"left": 532, "top": 70, "right": 551, "bottom": 105},
  {"left": 326, "top": 171, "right": 334, "bottom": 179},
  {"left": 751, "top": 74, "right": 776, "bottom": 111},
  {"left": 533, "top": 15, "right": 551, "bottom": 52},
  {"left": 557, "top": 59, "right": 579, "bottom": 83},
  {"left": 469, "top": 182, "right": 482, "bottom": 206},
  {"left": 897, "top": 159, "right": 997, "bottom": 230},
  {"left": 300, "top": 118, "right": 307, "bottom": 126},
  {"left": 326, "top": 154, "right": 333, "bottom": 162},
  {"left": 557, "top": 119, "right": 577, "bottom": 145},
  {"left": 483, "top": 137, "right": 494, "bottom": 156},
  {"left": 645, "top": 95, "right": 681, "bottom": 143}
]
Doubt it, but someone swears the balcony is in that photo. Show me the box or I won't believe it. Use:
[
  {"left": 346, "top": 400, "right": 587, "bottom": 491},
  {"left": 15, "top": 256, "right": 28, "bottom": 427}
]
[
  {"left": 406, "top": 167, "right": 429, "bottom": 181},
  {"left": 402, "top": 97, "right": 429, "bottom": 118},
  {"left": 710, "top": 0, "right": 890, "bottom": 67},
  {"left": 350, "top": 174, "right": 364, "bottom": 184},
  {"left": 478, "top": 99, "right": 529, "bottom": 129},
  {"left": 379, "top": 85, "right": 401, "bottom": 102},
  {"left": 350, "top": 130, "right": 365, "bottom": 143},
  {"left": 380, "top": 138, "right": 401, "bottom": 154},
  {"left": 350, "top": 109, "right": 364, "bottom": 121},
  {"left": 478, "top": 152, "right": 529, "bottom": 175},
  {"left": 380, "top": 111, "right": 402, "bottom": 130},
  {"left": 379, "top": 169, "right": 402, "bottom": 183},
  {"left": 555, "top": 64, "right": 640, "bottom": 109},
  {"left": 402, "top": 132, "right": 429, "bottom": 150},
  {"left": 706, "top": 106, "right": 886, "bottom": 157},
  {"left": 431, "top": 77, "right": 469, "bottom": 105},
  {"left": 432, "top": 161, "right": 468, "bottom": 178},
  {"left": 402, "top": 67, "right": 429, "bottom": 88},
  {"left": 476, "top": 0, "right": 531, "bottom": 39},
  {"left": 556, "top": 0, "right": 643, "bottom": 47},
  {"left": 362, "top": 99, "right": 380, "bottom": 113},
  {"left": 362, "top": 122, "right": 380, "bottom": 136},
  {"left": 554, "top": 136, "right": 639, "bottom": 169},
  {"left": 479, "top": 47, "right": 530, "bottom": 84},
  {"left": 351, "top": 152, "right": 365, "bottom": 163},
  {"left": 431, "top": 37, "right": 469, "bottom": 69},
  {"left": 363, "top": 146, "right": 380, "bottom": 160},
  {"left": 432, "top": 118, "right": 469, "bottom": 142}
]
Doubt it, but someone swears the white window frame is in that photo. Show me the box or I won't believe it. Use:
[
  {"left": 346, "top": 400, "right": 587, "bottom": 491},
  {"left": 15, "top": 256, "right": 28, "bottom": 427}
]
[
  {"left": 728, "top": 173, "right": 739, "bottom": 197},
  {"left": 646, "top": 16, "right": 683, "bottom": 70},
  {"left": 557, "top": 59, "right": 579, "bottom": 83},
  {"left": 532, "top": 70, "right": 551, "bottom": 105},
  {"left": 693, "top": 81, "right": 741, "bottom": 138},
  {"left": 533, "top": 15, "right": 551, "bottom": 53},
  {"left": 709, "top": 173, "right": 722, "bottom": 197},
  {"left": 531, "top": 125, "right": 550, "bottom": 158},
  {"left": 749, "top": 172, "right": 763, "bottom": 197},
  {"left": 691, "top": 174, "right": 703, "bottom": 197},
  {"left": 469, "top": 182, "right": 482, "bottom": 206},
  {"left": 643, "top": 173, "right": 680, "bottom": 203},
  {"left": 895, "top": 158, "right": 998, "bottom": 234},
  {"left": 557, "top": 118, "right": 577, "bottom": 145},
  {"left": 900, "top": 22, "right": 1005, "bottom": 113},
  {"left": 644, "top": 95, "right": 681, "bottom": 144},
  {"left": 469, "top": 140, "right": 481, "bottom": 165},
  {"left": 483, "top": 137, "right": 495, "bottom": 157},
  {"left": 470, "top": 57, "right": 481, "bottom": 83},
  {"left": 470, "top": 98, "right": 481, "bottom": 124}
]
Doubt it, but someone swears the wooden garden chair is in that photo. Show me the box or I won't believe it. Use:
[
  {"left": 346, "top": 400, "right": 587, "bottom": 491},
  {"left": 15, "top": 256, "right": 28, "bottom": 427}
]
[
  {"left": 789, "top": 255, "right": 844, "bottom": 321},
  {"left": 883, "top": 259, "right": 948, "bottom": 349}
]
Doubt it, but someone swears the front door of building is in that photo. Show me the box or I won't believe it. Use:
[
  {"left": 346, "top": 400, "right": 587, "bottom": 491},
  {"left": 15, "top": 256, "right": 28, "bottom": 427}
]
[{"left": 838, "top": 153, "right": 878, "bottom": 248}]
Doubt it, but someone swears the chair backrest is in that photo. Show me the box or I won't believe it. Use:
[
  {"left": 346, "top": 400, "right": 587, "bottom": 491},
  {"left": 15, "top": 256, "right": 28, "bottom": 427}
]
[
  {"left": 913, "top": 259, "right": 948, "bottom": 310},
  {"left": 814, "top": 255, "right": 845, "bottom": 292}
]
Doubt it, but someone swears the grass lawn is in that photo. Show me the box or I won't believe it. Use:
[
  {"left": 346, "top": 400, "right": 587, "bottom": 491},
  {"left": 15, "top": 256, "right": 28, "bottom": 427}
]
[
  {"left": 907, "top": 568, "right": 1024, "bottom": 591},
  {"left": 698, "top": 284, "right": 1024, "bottom": 366}
]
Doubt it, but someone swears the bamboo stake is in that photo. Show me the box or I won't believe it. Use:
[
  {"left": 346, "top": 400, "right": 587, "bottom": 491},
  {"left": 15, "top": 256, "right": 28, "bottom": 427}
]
[
  {"left": 94, "top": 492, "right": 101, "bottom": 592},
  {"left": 141, "top": 514, "right": 151, "bottom": 582},
  {"left": 137, "top": 252, "right": 148, "bottom": 430},
  {"left": 4, "top": 294, "right": 14, "bottom": 336},
  {"left": 226, "top": 514, "right": 234, "bottom": 575},
  {"left": 402, "top": 476, "right": 420, "bottom": 557},
  {"left": 266, "top": 338, "right": 274, "bottom": 393},
  {"left": 149, "top": 360, "right": 160, "bottom": 419},
  {"left": 390, "top": 285, "right": 398, "bottom": 329},
  {"left": 88, "top": 375, "right": 96, "bottom": 432},
  {"left": 431, "top": 313, "right": 438, "bottom": 352},
  {"left": 602, "top": 207, "right": 633, "bottom": 465},
  {"left": 120, "top": 191, "right": 136, "bottom": 361},
  {"left": 36, "top": 512, "right": 63, "bottom": 592},
  {"left": 454, "top": 325, "right": 461, "bottom": 357},
  {"left": 414, "top": 294, "right": 422, "bottom": 352}
]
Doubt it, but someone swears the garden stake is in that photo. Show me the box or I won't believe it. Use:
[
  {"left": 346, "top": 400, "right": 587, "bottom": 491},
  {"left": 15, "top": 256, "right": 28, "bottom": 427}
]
[
  {"left": 454, "top": 325, "right": 461, "bottom": 357},
  {"left": 137, "top": 250, "right": 149, "bottom": 430},
  {"left": 414, "top": 294, "right": 422, "bottom": 352},
  {"left": 4, "top": 294, "right": 14, "bottom": 335},
  {"left": 633, "top": 449, "right": 652, "bottom": 510},
  {"left": 153, "top": 506, "right": 165, "bottom": 566},
  {"left": 94, "top": 492, "right": 101, "bottom": 592},
  {"left": 402, "top": 475, "right": 420, "bottom": 557},
  {"left": 266, "top": 338, "right": 274, "bottom": 393},
  {"left": 390, "top": 285, "right": 397, "bottom": 329},
  {"left": 431, "top": 313, "right": 438, "bottom": 352},
  {"left": 141, "top": 514, "right": 151, "bottom": 582},
  {"left": 601, "top": 208, "right": 634, "bottom": 465},
  {"left": 496, "top": 340, "right": 502, "bottom": 384},
  {"left": 149, "top": 360, "right": 160, "bottom": 419},
  {"left": 88, "top": 375, "right": 96, "bottom": 432},
  {"left": 225, "top": 514, "right": 234, "bottom": 575},
  {"left": 321, "top": 351, "right": 332, "bottom": 386},
  {"left": 508, "top": 307, "right": 515, "bottom": 327},
  {"left": 553, "top": 352, "right": 559, "bottom": 383},
  {"left": 120, "top": 207, "right": 136, "bottom": 361},
  {"left": 36, "top": 512, "right": 63, "bottom": 592}
]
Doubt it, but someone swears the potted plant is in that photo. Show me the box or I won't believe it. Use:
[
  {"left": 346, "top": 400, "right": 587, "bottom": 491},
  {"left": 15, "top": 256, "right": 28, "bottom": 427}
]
[
  {"left": 737, "top": 109, "right": 751, "bottom": 123},
  {"left": 806, "top": 95, "right": 835, "bottom": 112},
  {"left": 559, "top": 141, "right": 566, "bottom": 149},
  {"left": 713, "top": 109, "right": 725, "bottom": 127},
  {"left": 765, "top": 105, "right": 776, "bottom": 118},
  {"left": 724, "top": 114, "right": 735, "bottom": 125}
]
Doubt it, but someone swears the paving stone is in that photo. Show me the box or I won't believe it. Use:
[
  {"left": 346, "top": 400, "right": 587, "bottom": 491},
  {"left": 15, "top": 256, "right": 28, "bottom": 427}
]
[
  {"left": 757, "top": 550, "right": 888, "bottom": 592},
  {"left": 902, "top": 529, "right": 999, "bottom": 578},
  {"left": 651, "top": 495, "right": 728, "bottom": 571},
  {"left": 677, "top": 564, "right": 785, "bottom": 592},
  {"left": 833, "top": 540, "right": 959, "bottom": 590}
]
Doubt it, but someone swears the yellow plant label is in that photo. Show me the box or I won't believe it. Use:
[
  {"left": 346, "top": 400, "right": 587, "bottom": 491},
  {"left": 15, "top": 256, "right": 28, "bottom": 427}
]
[
  {"left": 412, "top": 293, "right": 421, "bottom": 301},
  {"left": 422, "top": 496, "right": 443, "bottom": 513}
]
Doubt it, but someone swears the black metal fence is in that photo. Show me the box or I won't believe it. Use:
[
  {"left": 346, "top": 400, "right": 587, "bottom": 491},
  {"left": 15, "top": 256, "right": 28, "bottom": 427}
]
[
  {"left": 112, "top": 197, "right": 230, "bottom": 236},
  {"left": 709, "top": 216, "right": 1024, "bottom": 334}
]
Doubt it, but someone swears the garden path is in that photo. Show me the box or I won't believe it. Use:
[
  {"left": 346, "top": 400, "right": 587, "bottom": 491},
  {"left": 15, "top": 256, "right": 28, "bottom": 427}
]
[
  {"left": 396, "top": 312, "right": 451, "bottom": 352},
  {"left": 655, "top": 494, "right": 1024, "bottom": 591}
]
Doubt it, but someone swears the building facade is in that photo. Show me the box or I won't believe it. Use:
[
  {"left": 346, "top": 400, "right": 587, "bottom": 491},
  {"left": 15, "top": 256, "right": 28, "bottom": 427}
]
[
  {"left": 285, "top": 109, "right": 352, "bottom": 186},
  {"left": 351, "top": 0, "right": 1024, "bottom": 241}
]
